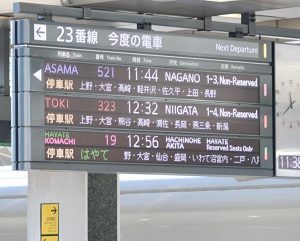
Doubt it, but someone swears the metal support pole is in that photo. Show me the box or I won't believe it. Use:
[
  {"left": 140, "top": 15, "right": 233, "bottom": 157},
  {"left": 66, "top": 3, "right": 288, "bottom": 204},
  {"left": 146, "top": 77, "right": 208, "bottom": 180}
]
[
  {"left": 229, "top": 27, "right": 244, "bottom": 38},
  {"left": 137, "top": 22, "right": 152, "bottom": 30},
  {"left": 37, "top": 8, "right": 53, "bottom": 21},
  {"left": 241, "top": 12, "right": 256, "bottom": 36}
]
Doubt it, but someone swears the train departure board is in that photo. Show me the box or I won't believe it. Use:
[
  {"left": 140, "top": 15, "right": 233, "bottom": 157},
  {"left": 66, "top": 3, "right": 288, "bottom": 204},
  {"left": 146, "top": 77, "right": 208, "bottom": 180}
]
[
  {"left": 19, "top": 93, "right": 272, "bottom": 136},
  {"left": 17, "top": 128, "right": 272, "bottom": 169},
  {"left": 11, "top": 19, "right": 274, "bottom": 176},
  {"left": 43, "top": 60, "right": 262, "bottom": 103}
]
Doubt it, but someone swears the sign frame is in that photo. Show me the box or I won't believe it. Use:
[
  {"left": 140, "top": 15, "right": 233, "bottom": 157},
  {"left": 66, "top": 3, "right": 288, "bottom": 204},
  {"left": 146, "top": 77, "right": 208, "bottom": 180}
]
[
  {"left": 11, "top": 19, "right": 274, "bottom": 176},
  {"left": 40, "top": 203, "right": 59, "bottom": 240},
  {"left": 12, "top": 19, "right": 272, "bottom": 62}
]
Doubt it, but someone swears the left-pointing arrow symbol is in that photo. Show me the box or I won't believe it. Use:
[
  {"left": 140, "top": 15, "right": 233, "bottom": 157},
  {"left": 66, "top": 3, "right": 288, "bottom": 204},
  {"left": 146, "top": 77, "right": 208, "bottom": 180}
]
[
  {"left": 36, "top": 27, "right": 45, "bottom": 38},
  {"left": 34, "top": 24, "right": 46, "bottom": 41},
  {"left": 33, "top": 69, "right": 42, "bottom": 81}
]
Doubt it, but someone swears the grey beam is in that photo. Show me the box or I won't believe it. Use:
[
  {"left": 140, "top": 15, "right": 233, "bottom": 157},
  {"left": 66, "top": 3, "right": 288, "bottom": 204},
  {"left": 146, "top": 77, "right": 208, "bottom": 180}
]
[
  {"left": 13, "top": 2, "right": 204, "bottom": 30},
  {"left": 209, "top": 21, "right": 249, "bottom": 34},
  {"left": 256, "top": 26, "right": 300, "bottom": 40}
]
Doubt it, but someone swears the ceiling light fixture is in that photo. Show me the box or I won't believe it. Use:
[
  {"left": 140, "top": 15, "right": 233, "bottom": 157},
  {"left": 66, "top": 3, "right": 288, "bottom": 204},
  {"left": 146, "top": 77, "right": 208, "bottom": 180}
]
[
  {"left": 219, "top": 14, "right": 241, "bottom": 18},
  {"left": 151, "top": 0, "right": 175, "bottom": 2},
  {"left": 205, "top": 0, "right": 237, "bottom": 2},
  {"left": 138, "top": 218, "right": 150, "bottom": 222}
]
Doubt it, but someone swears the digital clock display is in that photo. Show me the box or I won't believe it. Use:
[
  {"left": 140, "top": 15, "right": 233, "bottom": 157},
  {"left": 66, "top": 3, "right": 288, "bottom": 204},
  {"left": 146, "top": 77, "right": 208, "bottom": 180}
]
[
  {"left": 44, "top": 130, "right": 261, "bottom": 167},
  {"left": 43, "top": 95, "right": 271, "bottom": 135},
  {"left": 278, "top": 155, "right": 300, "bottom": 170},
  {"left": 44, "top": 60, "right": 261, "bottom": 103}
]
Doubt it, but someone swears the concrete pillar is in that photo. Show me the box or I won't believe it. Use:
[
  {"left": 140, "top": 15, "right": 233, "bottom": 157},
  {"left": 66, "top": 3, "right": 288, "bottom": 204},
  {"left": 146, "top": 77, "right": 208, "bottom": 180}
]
[
  {"left": 27, "top": 171, "right": 119, "bottom": 241},
  {"left": 27, "top": 171, "right": 88, "bottom": 241},
  {"left": 88, "top": 173, "right": 119, "bottom": 241}
]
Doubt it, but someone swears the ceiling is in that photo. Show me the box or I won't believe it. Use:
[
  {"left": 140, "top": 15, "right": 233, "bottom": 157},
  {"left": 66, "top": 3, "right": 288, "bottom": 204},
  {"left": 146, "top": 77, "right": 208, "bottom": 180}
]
[
  {"left": 66, "top": 0, "right": 300, "bottom": 20},
  {"left": 64, "top": 0, "right": 300, "bottom": 36},
  {"left": 1, "top": 0, "right": 300, "bottom": 32}
]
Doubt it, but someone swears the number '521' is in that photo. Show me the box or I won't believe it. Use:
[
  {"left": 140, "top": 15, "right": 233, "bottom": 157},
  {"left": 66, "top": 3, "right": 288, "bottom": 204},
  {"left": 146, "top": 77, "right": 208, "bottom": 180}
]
[{"left": 98, "top": 66, "right": 115, "bottom": 78}]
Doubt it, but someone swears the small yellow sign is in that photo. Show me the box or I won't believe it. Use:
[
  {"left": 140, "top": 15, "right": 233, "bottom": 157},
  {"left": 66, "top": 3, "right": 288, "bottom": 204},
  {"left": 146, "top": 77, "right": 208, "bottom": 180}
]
[
  {"left": 41, "top": 235, "right": 59, "bottom": 241},
  {"left": 41, "top": 203, "right": 59, "bottom": 235}
]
